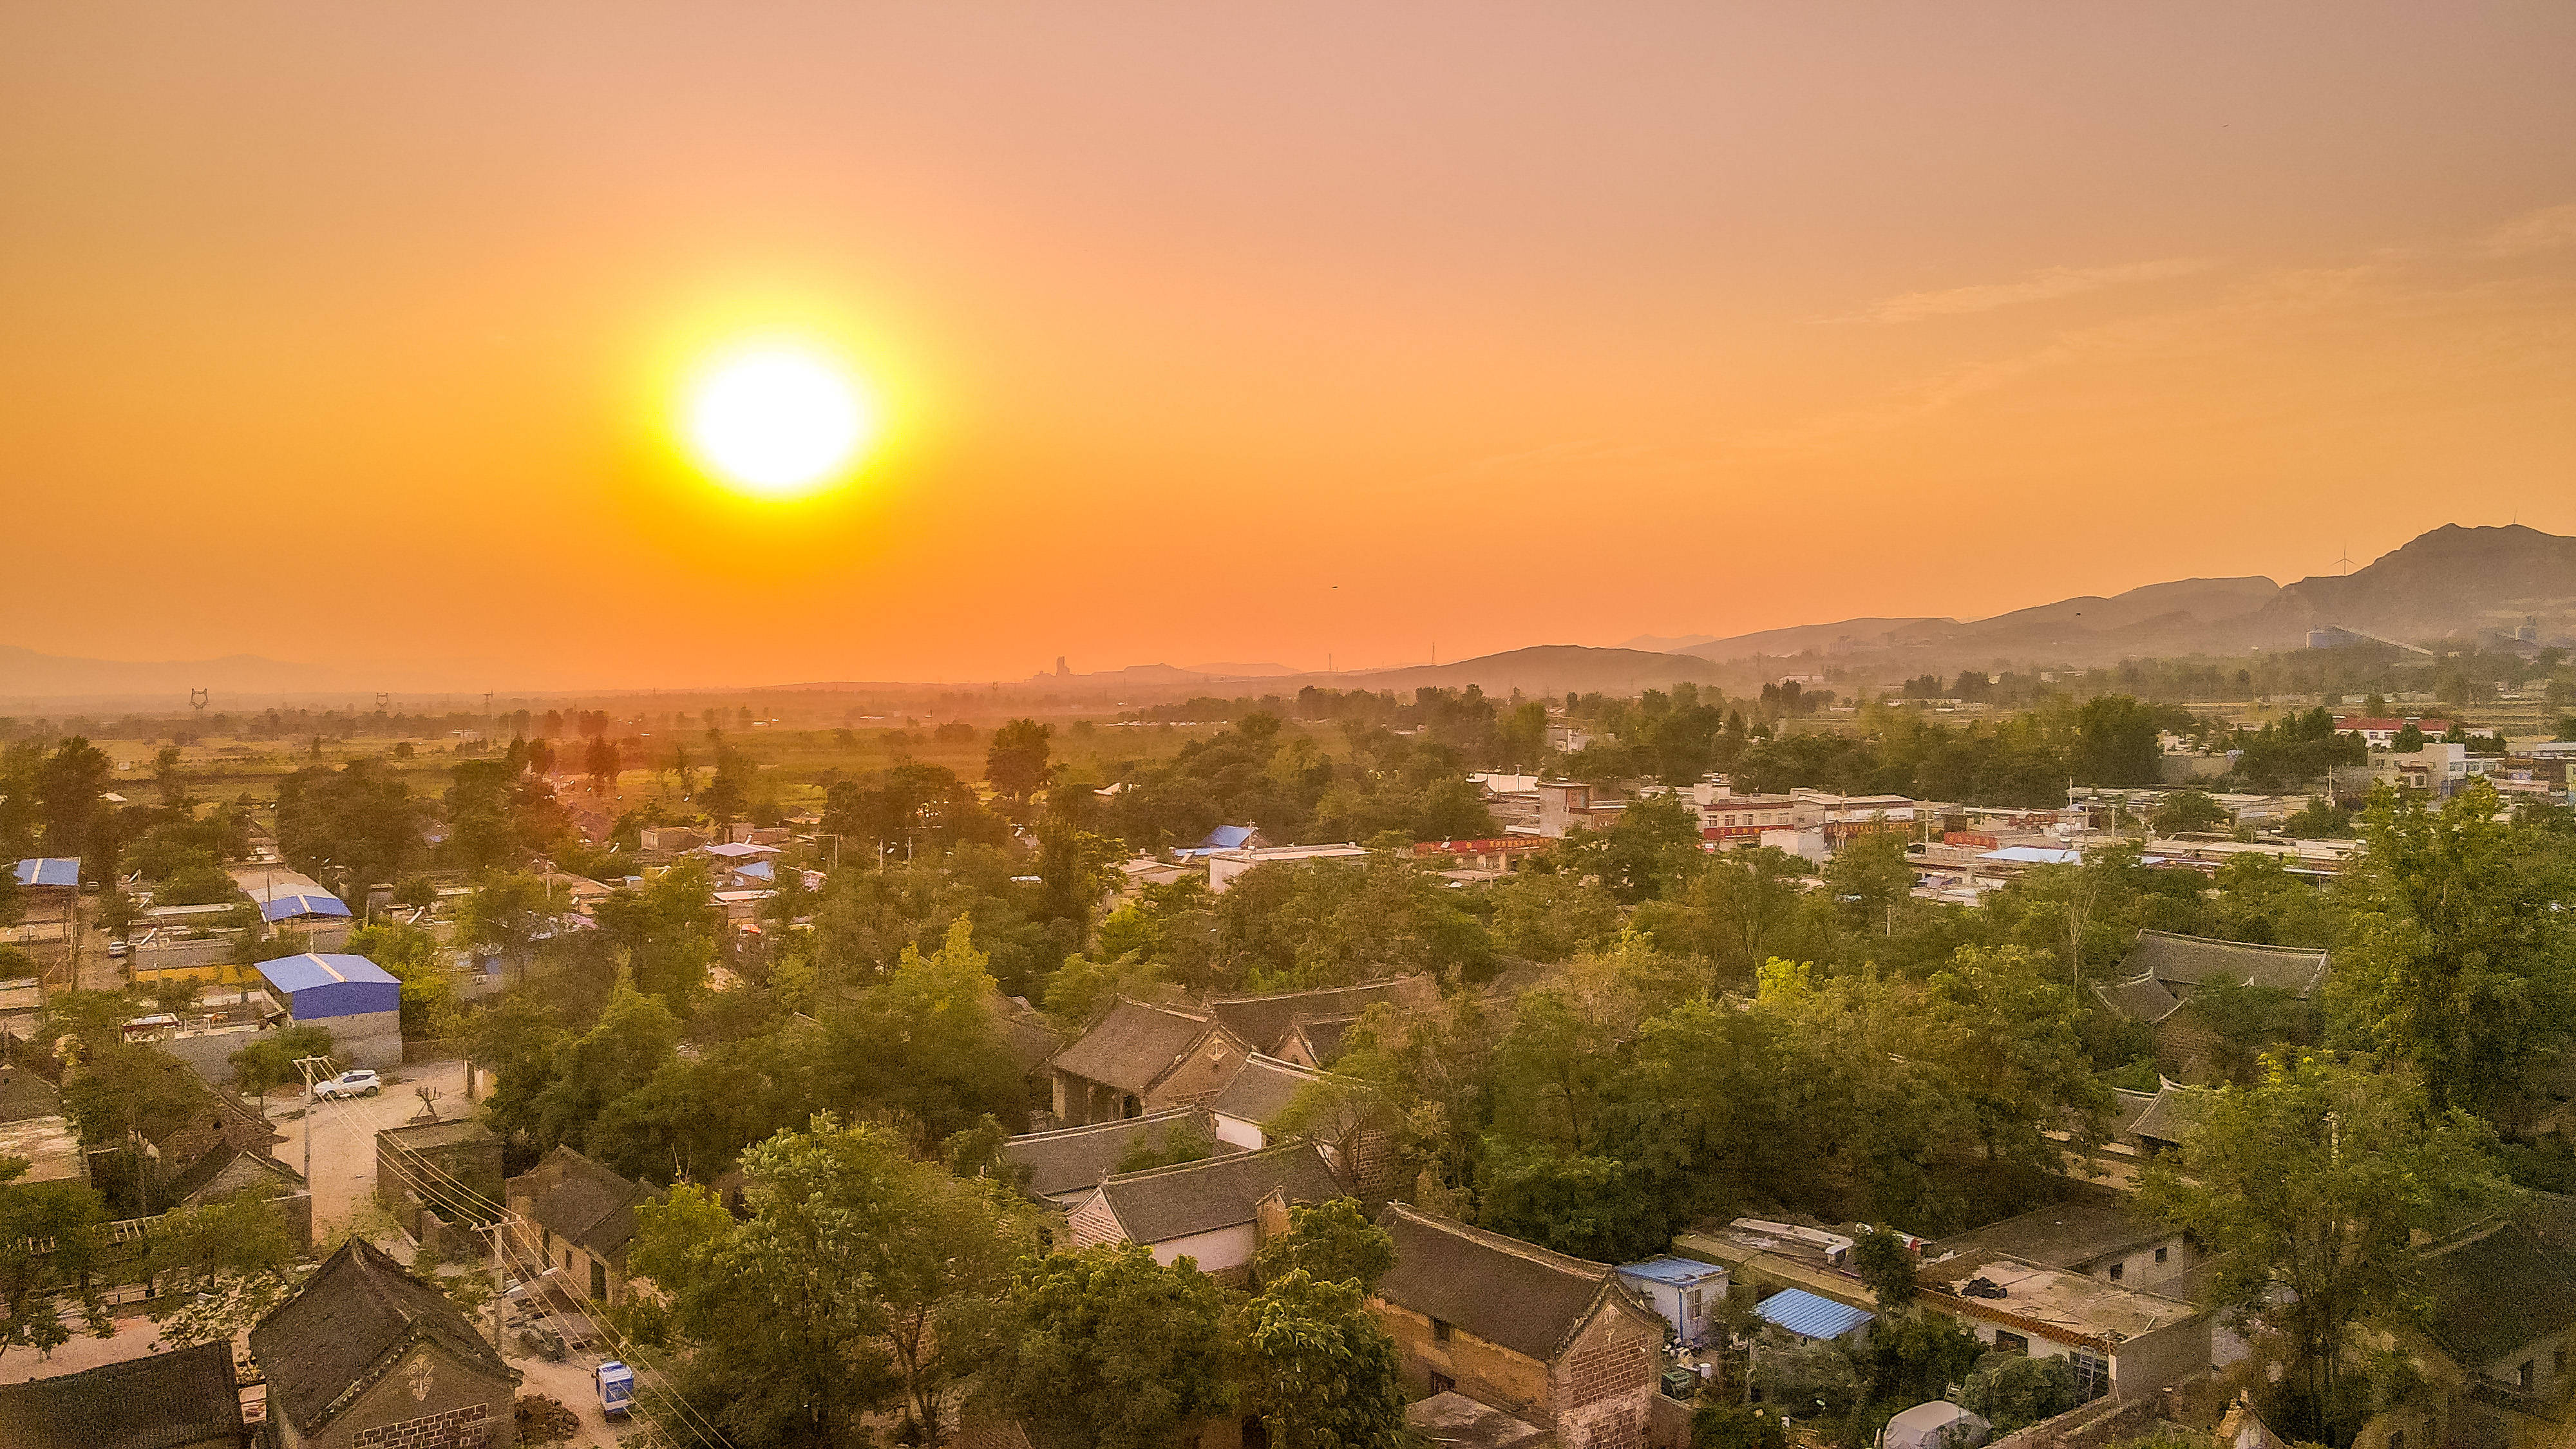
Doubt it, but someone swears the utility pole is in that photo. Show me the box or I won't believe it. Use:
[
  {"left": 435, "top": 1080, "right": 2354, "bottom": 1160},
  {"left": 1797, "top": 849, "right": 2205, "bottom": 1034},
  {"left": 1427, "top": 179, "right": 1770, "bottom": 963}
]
[{"left": 294, "top": 1055, "right": 336, "bottom": 1187}]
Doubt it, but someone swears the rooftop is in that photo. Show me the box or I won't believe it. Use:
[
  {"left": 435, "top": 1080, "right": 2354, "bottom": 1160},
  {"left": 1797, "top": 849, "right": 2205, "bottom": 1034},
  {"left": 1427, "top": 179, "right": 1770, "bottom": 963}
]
[
  {"left": 251, "top": 1238, "right": 517, "bottom": 1434},
  {"left": 1375, "top": 1202, "right": 1634, "bottom": 1362},
  {"left": 1406, "top": 1391, "right": 1555, "bottom": 1449},
  {"left": 0, "top": 1338, "right": 240, "bottom": 1449},
  {"left": 1929, "top": 1256, "right": 2200, "bottom": 1347},
  {"left": 1048, "top": 997, "right": 1224, "bottom": 1095},
  {"left": 1757, "top": 1287, "right": 1875, "bottom": 1340},
  {"left": 2121, "top": 931, "right": 2329, "bottom": 998},
  {"left": 1088, "top": 1141, "right": 1341, "bottom": 1245},
  {"left": 1208, "top": 1052, "right": 1332, "bottom": 1127},
  {"left": 1937, "top": 1203, "right": 2175, "bottom": 1271},
  {"left": 254, "top": 952, "right": 399, "bottom": 994},
  {"left": 1617, "top": 1255, "right": 1731, "bottom": 1287},
  {"left": 511, "top": 1145, "right": 653, "bottom": 1259},
  {"left": 1001, "top": 1108, "right": 1217, "bottom": 1200},
  {"left": 11, "top": 857, "right": 79, "bottom": 889},
  {"left": 1206, "top": 976, "right": 1435, "bottom": 1056},
  {"left": 2418, "top": 1220, "right": 2576, "bottom": 1370}
]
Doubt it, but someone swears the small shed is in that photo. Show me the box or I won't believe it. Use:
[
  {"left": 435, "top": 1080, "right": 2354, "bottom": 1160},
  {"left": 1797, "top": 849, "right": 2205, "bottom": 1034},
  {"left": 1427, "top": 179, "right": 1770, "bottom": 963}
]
[
  {"left": 255, "top": 952, "right": 404, "bottom": 1068},
  {"left": 1617, "top": 1255, "right": 1732, "bottom": 1348},
  {"left": 1755, "top": 1287, "right": 1875, "bottom": 1345},
  {"left": 1882, "top": 1401, "right": 1989, "bottom": 1449}
]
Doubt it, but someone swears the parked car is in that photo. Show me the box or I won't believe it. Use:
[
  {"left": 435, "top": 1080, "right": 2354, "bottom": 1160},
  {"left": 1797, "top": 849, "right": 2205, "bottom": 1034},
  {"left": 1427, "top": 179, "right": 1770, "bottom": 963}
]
[
  {"left": 106, "top": 940, "right": 131, "bottom": 959},
  {"left": 312, "top": 1068, "right": 382, "bottom": 1100}
]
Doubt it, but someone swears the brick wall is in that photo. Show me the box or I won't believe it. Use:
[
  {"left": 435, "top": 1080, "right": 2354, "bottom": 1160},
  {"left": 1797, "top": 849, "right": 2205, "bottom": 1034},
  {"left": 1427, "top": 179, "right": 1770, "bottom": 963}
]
[
  {"left": 1370, "top": 1297, "right": 1553, "bottom": 1423},
  {"left": 1549, "top": 1302, "right": 1658, "bottom": 1449},
  {"left": 350, "top": 1402, "right": 496, "bottom": 1449}
]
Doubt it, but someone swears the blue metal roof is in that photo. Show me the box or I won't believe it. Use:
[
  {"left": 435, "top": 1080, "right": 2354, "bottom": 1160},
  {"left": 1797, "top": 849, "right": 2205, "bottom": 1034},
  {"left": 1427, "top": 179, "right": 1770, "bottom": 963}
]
[
  {"left": 1755, "top": 1288, "right": 1874, "bottom": 1341},
  {"left": 1618, "top": 1256, "right": 1730, "bottom": 1287},
  {"left": 733, "top": 859, "right": 775, "bottom": 883},
  {"left": 1197, "top": 825, "right": 1256, "bottom": 851},
  {"left": 257, "top": 952, "right": 399, "bottom": 994},
  {"left": 260, "top": 891, "right": 352, "bottom": 922},
  {"left": 12, "top": 858, "right": 79, "bottom": 889}
]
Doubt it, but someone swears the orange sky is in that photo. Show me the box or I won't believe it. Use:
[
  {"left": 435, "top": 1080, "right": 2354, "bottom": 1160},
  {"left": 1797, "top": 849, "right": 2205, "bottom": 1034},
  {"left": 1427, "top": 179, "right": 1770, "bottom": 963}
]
[{"left": 4, "top": 4, "right": 2572, "bottom": 688}]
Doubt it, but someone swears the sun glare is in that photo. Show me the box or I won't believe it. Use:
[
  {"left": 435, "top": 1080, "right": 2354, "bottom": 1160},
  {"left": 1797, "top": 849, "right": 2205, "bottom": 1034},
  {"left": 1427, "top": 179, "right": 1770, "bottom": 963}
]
[{"left": 683, "top": 344, "right": 876, "bottom": 498}]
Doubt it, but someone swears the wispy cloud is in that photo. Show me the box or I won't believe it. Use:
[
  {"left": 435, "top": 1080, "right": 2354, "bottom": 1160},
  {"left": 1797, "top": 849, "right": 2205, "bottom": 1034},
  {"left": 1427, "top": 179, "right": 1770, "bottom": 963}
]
[
  {"left": 2479, "top": 202, "right": 2576, "bottom": 257},
  {"left": 1843, "top": 257, "right": 2216, "bottom": 324}
]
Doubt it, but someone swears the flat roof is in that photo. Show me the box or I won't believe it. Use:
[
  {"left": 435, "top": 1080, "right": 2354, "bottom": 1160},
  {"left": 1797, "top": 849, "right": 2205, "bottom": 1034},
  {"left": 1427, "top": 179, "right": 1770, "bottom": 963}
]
[
  {"left": 12, "top": 858, "right": 78, "bottom": 889},
  {"left": 1618, "top": 1255, "right": 1731, "bottom": 1286}
]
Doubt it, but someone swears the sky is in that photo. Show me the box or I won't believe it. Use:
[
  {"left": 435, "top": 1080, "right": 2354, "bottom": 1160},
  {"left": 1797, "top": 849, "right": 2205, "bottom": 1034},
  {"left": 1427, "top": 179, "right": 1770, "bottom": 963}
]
[{"left": 4, "top": 3, "right": 2573, "bottom": 688}]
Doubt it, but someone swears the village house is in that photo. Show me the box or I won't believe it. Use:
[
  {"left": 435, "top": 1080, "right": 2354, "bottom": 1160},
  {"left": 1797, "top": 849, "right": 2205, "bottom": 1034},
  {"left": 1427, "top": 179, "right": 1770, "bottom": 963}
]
[
  {"left": 376, "top": 1119, "right": 504, "bottom": 1256},
  {"left": 253, "top": 952, "right": 406, "bottom": 1070},
  {"left": 506, "top": 1144, "right": 656, "bottom": 1308},
  {"left": 1371, "top": 1203, "right": 1668, "bottom": 1449},
  {"left": 2091, "top": 932, "right": 2329, "bottom": 1080},
  {"left": 1047, "top": 997, "right": 1255, "bottom": 1126},
  {"left": 1920, "top": 1252, "right": 2211, "bottom": 1401},
  {"left": 1204, "top": 976, "right": 1437, "bottom": 1061},
  {"left": 0, "top": 1338, "right": 246, "bottom": 1449},
  {"left": 2374, "top": 1218, "right": 2576, "bottom": 1449},
  {"left": 249, "top": 1238, "right": 520, "bottom": 1449},
  {"left": 1063, "top": 1141, "right": 1343, "bottom": 1282}
]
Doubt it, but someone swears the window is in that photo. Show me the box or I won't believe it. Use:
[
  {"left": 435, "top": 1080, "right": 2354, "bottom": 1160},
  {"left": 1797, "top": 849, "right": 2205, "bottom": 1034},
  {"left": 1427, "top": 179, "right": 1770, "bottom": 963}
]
[
  {"left": 1993, "top": 1331, "right": 2028, "bottom": 1354},
  {"left": 1429, "top": 1371, "right": 1455, "bottom": 1396},
  {"left": 2106, "top": 1262, "right": 2124, "bottom": 1282},
  {"left": 1432, "top": 1318, "right": 1454, "bottom": 1344},
  {"left": 591, "top": 1258, "right": 609, "bottom": 1301},
  {"left": 2154, "top": 1246, "right": 2168, "bottom": 1265},
  {"left": 2519, "top": 1361, "right": 2535, "bottom": 1390}
]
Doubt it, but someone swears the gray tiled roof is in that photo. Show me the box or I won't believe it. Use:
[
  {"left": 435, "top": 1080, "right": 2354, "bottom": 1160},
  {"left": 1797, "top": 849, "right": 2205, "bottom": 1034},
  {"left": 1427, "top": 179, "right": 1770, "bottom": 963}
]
[
  {"left": 1207, "top": 977, "right": 1435, "bottom": 1056},
  {"left": 1209, "top": 1054, "right": 1329, "bottom": 1128},
  {"left": 251, "top": 1238, "right": 516, "bottom": 1434},
  {"left": 2122, "top": 931, "right": 2329, "bottom": 998},
  {"left": 1937, "top": 1203, "right": 2174, "bottom": 1271},
  {"left": 1003, "top": 1108, "right": 1215, "bottom": 1201},
  {"left": 1049, "top": 998, "right": 1218, "bottom": 1095},
  {"left": 0, "top": 1338, "right": 240, "bottom": 1449},
  {"left": 1092, "top": 1141, "right": 1342, "bottom": 1244},
  {"left": 2092, "top": 974, "right": 2184, "bottom": 1023},
  {"left": 2420, "top": 1222, "right": 2576, "bottom": 1369},
  {"left": 511, "top": 1145, "right": 653, "bottom": 1259},
  {"left": 2127, "top": 1081, "right": 2211, "bottom": 1145},
  {"left": 1375, "top": 1203, "right": 1631, "bottom": 1361}
]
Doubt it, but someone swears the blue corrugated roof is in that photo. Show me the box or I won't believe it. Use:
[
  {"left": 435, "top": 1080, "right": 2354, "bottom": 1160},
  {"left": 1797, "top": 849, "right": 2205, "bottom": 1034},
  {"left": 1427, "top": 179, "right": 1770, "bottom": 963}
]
[
  {"left": 12, "top": 858, "right": 80, "bottom": 889},
  {"left": 1618, "top": 1256, "right": 1729, "bottom": 1287},
  {"left": 1755, "top": 1288, "right": 1873, "bottom": 1340},
  {"left": 260, "top": 891, "right": 352, "bottom": 922},
  {"left": 733, "top": 859, "right": 775, "bottom": 883},
  {"left": 1197, "top": 825, "right": 1256, "bottom": 851},
  {"left": 255, "top": 952, "right": 399, "bottom": 994}
]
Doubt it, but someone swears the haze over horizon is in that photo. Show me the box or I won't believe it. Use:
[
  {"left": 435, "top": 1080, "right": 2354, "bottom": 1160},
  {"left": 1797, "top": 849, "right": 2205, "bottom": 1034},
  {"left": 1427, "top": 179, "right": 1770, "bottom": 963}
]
[{"left": 6, "top": 4, "right": 2573, "bottom": 689}]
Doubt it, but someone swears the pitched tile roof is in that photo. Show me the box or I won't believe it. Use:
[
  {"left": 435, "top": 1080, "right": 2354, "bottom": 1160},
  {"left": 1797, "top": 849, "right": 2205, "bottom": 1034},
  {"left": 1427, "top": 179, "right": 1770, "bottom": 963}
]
[
  {"left": 0, "top": 1338, "right": 240, "bottom": 1449},
  {"left": 2091, "top": 974, "right": 2184, "bottom": 1023},
  {"left": 511, "top": 1145, "right": 653, "bottom": 1259},
  {"left": 2127, "top": 1080, "right": 2212, "bottom": 1145},
  {"left": 1206, "top": 977, "right": 1435, "bottom": 1056},
  {"left": 2121, "top": 931, "right": 2329, "bottom": 998},
  {"left": 985, "top": 991, "right": 1066, "bottom": 1076},
  {"left": 1374, "top": 1202, "right": 1643, "bottom": 1361},
  {"left": 1284, "top": 1014, "right": 1361, "bottom": 1066},
  {"left": 2419, "top": 1221, "right": 2576, "bottom": 1370},
  {"left": 1209, "top": 1053, "right": 1331, "bottom": 1127},
  {"left": 251, "top": 1238, "right": 516, "bottom": 1434},
  {"left": 1048, "top": 998, "right": 1222, "bottom": 1096},
  {"left": 1088, "top": 1141, "right": 1341, "bottom": 1245},
  {"left": 1002, "top": 1108, "right": 1217, "bottom": 1201}
]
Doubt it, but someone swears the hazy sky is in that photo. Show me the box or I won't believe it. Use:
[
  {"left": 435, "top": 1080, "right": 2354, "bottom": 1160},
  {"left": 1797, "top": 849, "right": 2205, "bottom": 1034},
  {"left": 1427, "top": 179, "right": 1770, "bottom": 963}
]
[{"left": 5, "top": 4, "right": 2572, "bottom": 687}]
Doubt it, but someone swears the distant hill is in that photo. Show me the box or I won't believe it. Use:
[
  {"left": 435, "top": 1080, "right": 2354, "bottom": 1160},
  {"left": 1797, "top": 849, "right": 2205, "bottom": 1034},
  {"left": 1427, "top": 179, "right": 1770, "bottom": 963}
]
[
  {"left": 1297, "top": 645, "right": 1728, "bottom": 697},
  {"left": 0, "top": 645, "right": 345, "bottom": 706},
  {"left": 1653, "top": 525, "right": 2575, "bottom": 677}
]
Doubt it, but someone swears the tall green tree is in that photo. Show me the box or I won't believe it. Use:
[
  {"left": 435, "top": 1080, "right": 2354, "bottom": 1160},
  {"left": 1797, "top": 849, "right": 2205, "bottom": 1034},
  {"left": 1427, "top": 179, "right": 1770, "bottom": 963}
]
[
  {"left": 2138, "top": 1052, "right": 2507, "bottom": 1443},
  {"left": 1234, "top": 1269, "right": 1410, "bottom": 1449},
  {"left": 1252, "top": 1197, "right": 1396, "bottom": 1291},
  {"left": 456, "top": 871, "right": 561, "bottom": 987},
  {"left": 985, "top": 719, "right": 1054, "bottom": 809},
  {"left": 2327, "top": 780, "right": 2576, "bottom": 1115},
  {"left": 985, "top": 1243, "right": 1235, "bottom": 1449}
]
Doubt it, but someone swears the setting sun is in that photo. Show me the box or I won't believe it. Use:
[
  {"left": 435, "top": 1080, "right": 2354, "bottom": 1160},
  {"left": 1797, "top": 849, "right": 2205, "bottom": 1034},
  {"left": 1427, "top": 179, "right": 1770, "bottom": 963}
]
[{"left": 683, "top": 343, "right": 877, "bottom": 498}]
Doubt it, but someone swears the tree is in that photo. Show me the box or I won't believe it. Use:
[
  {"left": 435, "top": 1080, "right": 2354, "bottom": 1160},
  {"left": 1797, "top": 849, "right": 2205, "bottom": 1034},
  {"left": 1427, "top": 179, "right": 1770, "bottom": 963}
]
[
  {"left": 2069, "top": 694, "right": 2164, "bottom": 787},
  {"left": 137, "top": 1189, "right": 304, "bottom": 1345},
  {"left": 274, "top": 757, "right": 423, "bottom": 892},
  {"left": 987, "top": 1243, "right": 1235, "bottom": 1449},
  {"left": 1695, "top": 1405, "right": 1789, "bottom": 1449},
  {"left": 0, "top": 1160, "right": 111, "bottom": 1363},
  {"left": 231, "top": 1024, "right": 336, "bottom": 1104},
  {"left": 1960, "top": 1353, "right": 2080, "bottom": 1433},
  {"left": 1253, "top": 1197, "right": 1396, "bottom": 1291},
  {"left": 1235, "top": 1269, "right": 1410, "bottom": 1449},
  {"left": 627, "top": 1114, "right": 1034, "bottom": 1447},
  {"left": 2327, "top": 780, "right": 2576, "bottom": 1115},
  {"left": 1850, "top": 1226, "right": 1918, "bottom": 1314},
  {"left": 2137, "top": 1052, "right": 2507, "bottom": 1442},
  {"left": 2150, "top": 790, "right": 2230, "bottom": 836},
  {"left": 821, "top": 918, "right": 1031, "bottom": 1148},
  {"left": 986, "top": 719, "right": 1054, "bottom": 809},
  {"left": 1751, "top": 1341, "right": 1859, "bottom": 1421},
  {"left": 348, "top": 921, "right": 461, "bottom": 1039},
  {"left": 457, "top": 872, "right": 559, "bottom": 986}
]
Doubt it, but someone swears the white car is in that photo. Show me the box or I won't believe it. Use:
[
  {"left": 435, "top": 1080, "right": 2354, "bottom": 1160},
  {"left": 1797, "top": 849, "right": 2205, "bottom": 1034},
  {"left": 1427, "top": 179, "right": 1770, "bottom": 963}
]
[{"left": 312, "top": 1068, "right": 382, "bottom": 1101}]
